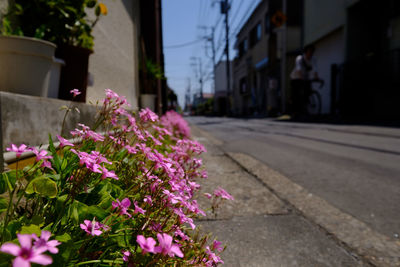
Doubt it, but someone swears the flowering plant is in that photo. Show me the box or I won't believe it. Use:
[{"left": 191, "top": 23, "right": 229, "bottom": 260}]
[{"left": 0, "top": 89, "right": 233, "bottom": 266}]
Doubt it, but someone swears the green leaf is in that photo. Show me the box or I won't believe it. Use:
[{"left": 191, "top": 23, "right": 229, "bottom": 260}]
[
  {"left": 55, "top": 232, "right": 71, "bottom": 242},
  {"left": 48, "top": 134, "right": 61, "bottom": 172},
  {"left": 26, "top": 176, "right": 58, "bottom": 198},
  {"left": 7, "top": 220, "right": 22, "bottom": 239},
  {"left": 20, "top": 224, "right": 42, "bottom": 236},
  {"left": 31, "top": 215, "right": 44, "bottom": 225},
  {"left": 0, "top": 172, "right": 16, "bottom": 193},
  {"left": 87, "top": 205, "right": 108, "bottom": 220},
  {"left": 0, "top": 173, "right": 8, "bottom": 194},
  {"left": 95, "top": 5, "right": 101, "bottom": 16},
  {"left": 86, "top": 0, "right": 97, "bottom": 8},
  {"left": 0, "top": 196, "right": 8, "bottom": 214},
  {"left": 42, "top": 223, "right": 53, "bottom": 231},
  {"left": 70, "top": 200, "right": 88, "bottom": 224},
  {"left": 48, "top": 173, "right": 61, "bottom": 181}
]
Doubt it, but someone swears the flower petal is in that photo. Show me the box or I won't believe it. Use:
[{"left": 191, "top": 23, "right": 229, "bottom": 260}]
[
  {"left": 0, "top": 243, "right": 20, "bottom": 256},
  {"left": 17, "top": 234, "right": 32, "bottom": 249},
  {"left": 40, "top": 231, "right": 51, "bottom": 241},
  {"left": 30, "top": 254, "right": 53, "bottom": 265},
  {"left": 121, "top": 198, "right": 131, "bottom": 208},
  {"left": 13, "top": 257, "right": 30, "bottom": 267},
  {"left": 171, "top": 245, "right": 184, "bottom": 258}
]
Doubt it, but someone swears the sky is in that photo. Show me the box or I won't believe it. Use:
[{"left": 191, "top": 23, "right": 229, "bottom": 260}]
[{"left": 162, "top": 0, "right": 262, "bottom": 108}]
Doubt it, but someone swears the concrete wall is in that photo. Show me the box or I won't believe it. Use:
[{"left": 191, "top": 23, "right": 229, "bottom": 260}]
[
  {"left": 87, "top": 0, "right": 140, "bottom": 110},
  {"left": 313, "top": 29, "right": 345, "bottom": 114},
  {"left": 304, "top": 0, "right": 346, "bottom": 45},
  {"left": 0, "top": 92, "right": 97, "bottom": 150}
]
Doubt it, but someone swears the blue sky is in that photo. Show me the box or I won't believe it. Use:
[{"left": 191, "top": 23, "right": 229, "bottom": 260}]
[{"left": 162, "top": 0, "right": 261, "bottom": 108}]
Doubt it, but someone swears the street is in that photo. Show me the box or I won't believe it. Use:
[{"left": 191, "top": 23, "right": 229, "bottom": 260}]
[{"left": 188, "top": 116, "right": 400, "bottom": 240}]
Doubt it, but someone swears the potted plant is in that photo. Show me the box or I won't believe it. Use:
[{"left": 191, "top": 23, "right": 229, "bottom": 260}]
[
  {"left": 1, "top": 0, "right": 107, "bottom": 102},
  {"left": 0, "top": 5, "right": 56, "bottom": 97}
]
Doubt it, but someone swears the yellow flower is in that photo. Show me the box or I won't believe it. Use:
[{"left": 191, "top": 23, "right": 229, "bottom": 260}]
[{"left": 99, "top": 3, "right": 108, "bottom": 15}]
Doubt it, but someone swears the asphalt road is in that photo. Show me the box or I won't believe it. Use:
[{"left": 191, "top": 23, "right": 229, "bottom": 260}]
[{"left": 187, "top": 116, "right": 400, "bottom": 239}]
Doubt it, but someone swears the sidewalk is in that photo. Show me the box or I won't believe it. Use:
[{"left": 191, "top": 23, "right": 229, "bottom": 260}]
[{"left": 192, "top": 125, "right": 364, "bottom": 267}]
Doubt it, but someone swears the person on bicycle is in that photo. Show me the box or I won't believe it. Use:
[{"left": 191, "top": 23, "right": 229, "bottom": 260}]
[{"left": 290, "top": 44, "right": 319, "bottom": 118}]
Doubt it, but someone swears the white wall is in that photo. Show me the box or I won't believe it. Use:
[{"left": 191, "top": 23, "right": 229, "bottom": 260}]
[
  {"left": 313, "top": 29, "right": 345, "bottom": 114},
  {"left": 87, "top": 0, "right": 140, "bottom": 110},
  {"left": 304, "top": 0, "right": 346, "bottom": 45},
  {"left": 214, "top": 61, "right": 233, "bottom": 96}
]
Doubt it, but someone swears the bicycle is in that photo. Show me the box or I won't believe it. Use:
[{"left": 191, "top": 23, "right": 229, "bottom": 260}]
[{"left": 306, "top": 79, "right": 324, "bottom": 116}]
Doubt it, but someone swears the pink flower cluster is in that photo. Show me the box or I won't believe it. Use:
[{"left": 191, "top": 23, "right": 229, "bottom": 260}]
[
  {"left": 136, "top": 233, "right": 183, "bottom": 258},
  {"left": 161, "top": 110, "right": 191, "bottom": 138},
  {"left": 71, "top": 149, "right": 118, "bottom": 180},
  {"left": 2, "top": 89, "right": 231, "bottom": 265},
  {"left": 0, "top": 231, "right": 60, "bottom": 267},
  {"left": 80, "top": 219, "right": 109, "bottom": 236}
]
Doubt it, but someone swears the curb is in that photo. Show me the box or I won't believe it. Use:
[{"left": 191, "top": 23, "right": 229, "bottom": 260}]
[
  {"left": 189, "top": 122, "right": 400, "bottom": 266},
  {"left": 226, "top": 152, "right": 400, "bottom": 267}
]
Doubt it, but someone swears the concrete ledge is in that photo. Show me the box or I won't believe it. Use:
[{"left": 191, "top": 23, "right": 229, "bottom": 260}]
[
  {"left": 0, "top": 91, "right": 99, "bottom": 172},
  {"left": 0, "top": 91, "right": 98, "bottom": 151}
]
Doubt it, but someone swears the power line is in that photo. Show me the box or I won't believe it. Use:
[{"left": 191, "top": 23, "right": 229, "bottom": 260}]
[
  {"left": 164, "top": 39, "right": 203, "bottom": 49},
  {"left": 230, "top": 0, "right": 259, "bottom": 39},
  {"left": 229, "top": 0, "right": 244, "bottom": 27}
]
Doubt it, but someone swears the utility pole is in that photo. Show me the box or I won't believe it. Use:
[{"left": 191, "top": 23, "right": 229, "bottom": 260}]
[
  {"left": 185, "top": 78, "right": 191, "bottom": 112},
  {"left": 281, "top": 0, "right": 287, "bottom": 114},
  {"left": 199, "top": 25, "right": 217, "bottom": 94},
  {"left": 198, "top": 57, "right": 204, "bottom": 101},
  {"left": 209, "top": 26, "right": 216, "bottom": 94},
  {"left": 190, "top": 56, "right": 204, "bottom": 103},
  {"left": 221, "top": 0, "right": 231, "bottom": 114}
]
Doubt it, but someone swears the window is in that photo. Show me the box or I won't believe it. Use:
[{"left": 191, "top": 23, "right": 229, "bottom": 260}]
[
  {"left": 238, "top": 38, "right": 248, "bottom": 58},
  {"left": 239, "top": 77, "right": 248, "bottom": 94},
  {"left": 265, "top": 13, "right": 270, "bottom": 34},
  {"left": 249, "top": 22, "right": 262, "bottom": 47}
]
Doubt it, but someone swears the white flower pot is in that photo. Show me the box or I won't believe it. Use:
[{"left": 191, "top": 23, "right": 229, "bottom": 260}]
[{"left": 0, "top": 35, "right": 56, "bottom": 97}]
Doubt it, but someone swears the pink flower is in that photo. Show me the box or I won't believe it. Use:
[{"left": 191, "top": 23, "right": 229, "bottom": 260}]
[
  {"left": 40, "top": 160, "right": 53, "bottom": 170},
  {"left": 150, "top": 222, "right": 162, "bottom": 232},
  {"left": 204, "top": 193, "right": 212, "bottom": 199},
  {"left": 0, "top": 234, "right": 53, "bottom": 267},
  {"left": 80, "top": 219, "right": 103, "bottom": 236},
  {"left": 214, "top": 187, "right": 234, "bottom": 200},
  {"left": 31, "top": 148, "right": 52, "bottom": 162},
  {"left": 124, "top": 145, "right": 137, "bottom": 154},
  {"left": 70, "top": 89, "right": 81, "bottom": 97},
  {"left": 212, "top": 240, "right": 223, "bottom": 252},
  {"left": 136, "top": 235, "right": 156, "bottom": 254},
  {"left": 154, "top": 233, "right": 183, "bottom": 258},
  {"left": 32, "top": 231, "right": 61, "bottom": 254},
  {"left": 6, "top": 144, "right": 29, "bottom": 158},
  {"left": 56, "top": 135, "right": 74, "bottom": 148},
  {"left": 139, "top": 108, "right": 159, "bottom": 122},
  {"left": 205, "top": 246, "right": 224, "bottom": 265},
  {"left": 133, "top": 201, "right": 146, "bottom": 215},
  {"left": 112, "top": 198, "right": 131, "bottom": 217},
  {"left": 122, "top": 250, "right": 130, "bottom": 262},
  {"left": 143, "top": 195, "right": 153, "bottom": 206},
  {"left": 99, "top": 166, "right": 119, "bottom": 180}
]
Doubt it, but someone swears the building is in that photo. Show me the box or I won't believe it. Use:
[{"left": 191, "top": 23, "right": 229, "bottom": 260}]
[
  {"left": 88, "top": 0, "right": 166, "bottom": 114},
  {"left": 232, "top": 0, "right": 302, "bottom": 117},
  {"left": 213, "top": 60, "right": 233, "bottom": 115},
  {"left": 303, "top": 0, "right": 400, "bottom": 119}
]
